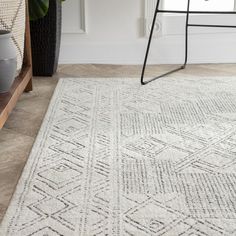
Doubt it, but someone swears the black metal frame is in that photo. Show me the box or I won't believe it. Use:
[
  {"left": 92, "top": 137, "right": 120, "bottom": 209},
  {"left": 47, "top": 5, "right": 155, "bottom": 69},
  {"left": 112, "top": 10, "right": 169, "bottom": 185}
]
[{"left": 141, "top": 0, "right": 236, "bottom": 85}]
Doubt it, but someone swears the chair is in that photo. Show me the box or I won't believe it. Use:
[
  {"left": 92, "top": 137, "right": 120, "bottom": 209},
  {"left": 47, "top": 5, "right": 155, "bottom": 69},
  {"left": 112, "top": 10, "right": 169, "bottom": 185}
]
[{"left": 141, "top": 0, "right": 236, "bottom": 85}]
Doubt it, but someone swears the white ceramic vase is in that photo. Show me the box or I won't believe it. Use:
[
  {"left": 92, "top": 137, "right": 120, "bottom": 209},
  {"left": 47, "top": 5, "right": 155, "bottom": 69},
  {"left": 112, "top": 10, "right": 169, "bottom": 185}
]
[{"left": 0, "top": 30, "right": 17, "bottom": 93}]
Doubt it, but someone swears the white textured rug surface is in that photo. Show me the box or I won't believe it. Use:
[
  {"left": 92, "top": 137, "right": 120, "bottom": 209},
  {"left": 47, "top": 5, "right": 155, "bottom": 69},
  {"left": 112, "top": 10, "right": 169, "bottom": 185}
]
[{"left": 1, "top": 77, "right": 236, "bottom": 236}]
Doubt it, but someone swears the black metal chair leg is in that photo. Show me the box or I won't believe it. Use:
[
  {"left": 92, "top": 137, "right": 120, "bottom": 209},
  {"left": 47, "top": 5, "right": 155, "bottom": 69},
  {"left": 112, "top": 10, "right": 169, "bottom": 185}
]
[
  {"left": 140, "top": 0, "right": 236, "bottom": 85},
  {"left": 182, "top": 0, "right": 191, "bottom": 69},
  {"left": 141, "top": 0, "right": 161, "bottom": 85},
  {"left": 141, "top": 0, "right": 190, "bottom": 85}
]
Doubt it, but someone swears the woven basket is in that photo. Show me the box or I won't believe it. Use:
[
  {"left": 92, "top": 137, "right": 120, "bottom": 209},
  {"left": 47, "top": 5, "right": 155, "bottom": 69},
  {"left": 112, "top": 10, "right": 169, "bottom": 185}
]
[{"left": 0, "top": 0, "right": 25, "bottom": 72}]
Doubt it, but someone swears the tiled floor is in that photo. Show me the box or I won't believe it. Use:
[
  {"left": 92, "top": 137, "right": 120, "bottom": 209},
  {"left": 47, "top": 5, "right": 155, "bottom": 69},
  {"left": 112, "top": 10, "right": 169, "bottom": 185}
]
[{"left": 0, "top": 63, "right": 236, "bottom": 223}]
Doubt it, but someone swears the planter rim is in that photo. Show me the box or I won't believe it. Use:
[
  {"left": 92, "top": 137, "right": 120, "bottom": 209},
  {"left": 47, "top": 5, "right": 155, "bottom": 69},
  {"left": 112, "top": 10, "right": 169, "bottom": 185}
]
[{"left": 0, "top": 30, "right": 12, "bottom": 38}]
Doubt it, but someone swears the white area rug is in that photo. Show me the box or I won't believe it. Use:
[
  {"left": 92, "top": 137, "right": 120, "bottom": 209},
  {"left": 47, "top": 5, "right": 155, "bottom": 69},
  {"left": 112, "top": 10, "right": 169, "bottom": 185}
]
[{"left": 1, "top": 77, "right": 236, "bottom": 236}]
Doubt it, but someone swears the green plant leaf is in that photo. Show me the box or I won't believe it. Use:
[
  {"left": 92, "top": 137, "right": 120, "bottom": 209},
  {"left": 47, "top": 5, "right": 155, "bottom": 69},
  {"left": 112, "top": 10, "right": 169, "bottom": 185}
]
[{"left": 29, "top": 0, "right": 49, "bottom": 21}]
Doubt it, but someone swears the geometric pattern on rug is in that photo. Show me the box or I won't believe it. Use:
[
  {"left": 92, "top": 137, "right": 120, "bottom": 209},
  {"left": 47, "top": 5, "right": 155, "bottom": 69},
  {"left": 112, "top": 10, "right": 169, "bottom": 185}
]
[{"left": 0, "top": 77, "right": 236, "bottom": 235}]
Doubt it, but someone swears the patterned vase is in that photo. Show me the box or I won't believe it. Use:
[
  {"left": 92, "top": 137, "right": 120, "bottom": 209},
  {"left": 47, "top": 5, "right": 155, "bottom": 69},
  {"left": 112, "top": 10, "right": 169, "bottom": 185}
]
[
  {"left": 0, "top": 0, "right": 26, "bottom": 73},
  {"left": 0, "top": 30, "right": 17, "bottom": 93}
]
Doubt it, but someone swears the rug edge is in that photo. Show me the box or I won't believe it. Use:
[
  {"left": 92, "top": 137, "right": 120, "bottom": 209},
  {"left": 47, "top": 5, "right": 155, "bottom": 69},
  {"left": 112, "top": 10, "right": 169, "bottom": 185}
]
[{"left": 0, "top": 78, "right": 66, "bottom": 234}]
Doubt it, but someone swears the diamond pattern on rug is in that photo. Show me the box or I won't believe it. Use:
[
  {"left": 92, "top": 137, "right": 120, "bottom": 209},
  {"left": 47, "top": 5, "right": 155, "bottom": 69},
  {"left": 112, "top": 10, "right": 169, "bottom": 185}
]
[{"left": 1, "top": 77, "right": 236, "bottom": 236}]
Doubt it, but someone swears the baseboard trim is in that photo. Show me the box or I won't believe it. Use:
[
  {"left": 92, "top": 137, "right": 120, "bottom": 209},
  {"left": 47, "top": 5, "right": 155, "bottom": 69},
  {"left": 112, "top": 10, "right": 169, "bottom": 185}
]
[{"left": 59, "top": 34, "right": 236, "bottom": 65}]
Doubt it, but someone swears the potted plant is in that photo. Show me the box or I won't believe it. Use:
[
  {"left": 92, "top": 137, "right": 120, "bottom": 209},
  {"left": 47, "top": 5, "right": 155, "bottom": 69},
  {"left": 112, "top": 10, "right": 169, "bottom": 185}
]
[{"left": 29, "top": 0, "right": 65, "bottom": 76}]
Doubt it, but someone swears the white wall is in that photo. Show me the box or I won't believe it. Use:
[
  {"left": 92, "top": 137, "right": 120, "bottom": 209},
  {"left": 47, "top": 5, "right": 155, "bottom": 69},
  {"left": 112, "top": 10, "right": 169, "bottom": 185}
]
[{"left": 59, "top": 0, "right": 236, "bottom": 65}]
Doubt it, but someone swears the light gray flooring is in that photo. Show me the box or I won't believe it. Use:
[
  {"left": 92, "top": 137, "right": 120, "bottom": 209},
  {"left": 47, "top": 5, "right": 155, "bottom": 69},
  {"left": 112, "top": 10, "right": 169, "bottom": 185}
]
[{"left": 0, "top": 63, "right": 236, "bottom": 223}]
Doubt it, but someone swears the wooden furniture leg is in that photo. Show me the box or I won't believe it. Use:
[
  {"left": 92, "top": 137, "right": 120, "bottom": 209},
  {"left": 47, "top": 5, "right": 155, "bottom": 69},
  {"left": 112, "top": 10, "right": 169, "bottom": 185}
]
[
  {"left": 0, "top": 0, "right": 33, "bottom": 129},
  {"left": 24, "top": 0, "right": 33, "bottom": 92}
]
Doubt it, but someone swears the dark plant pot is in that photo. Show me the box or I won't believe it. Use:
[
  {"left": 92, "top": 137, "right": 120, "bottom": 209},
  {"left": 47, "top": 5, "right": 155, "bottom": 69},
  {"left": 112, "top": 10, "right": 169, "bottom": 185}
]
[{"left": 30, "top": 0, "right": 62, "bottom": 76}]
